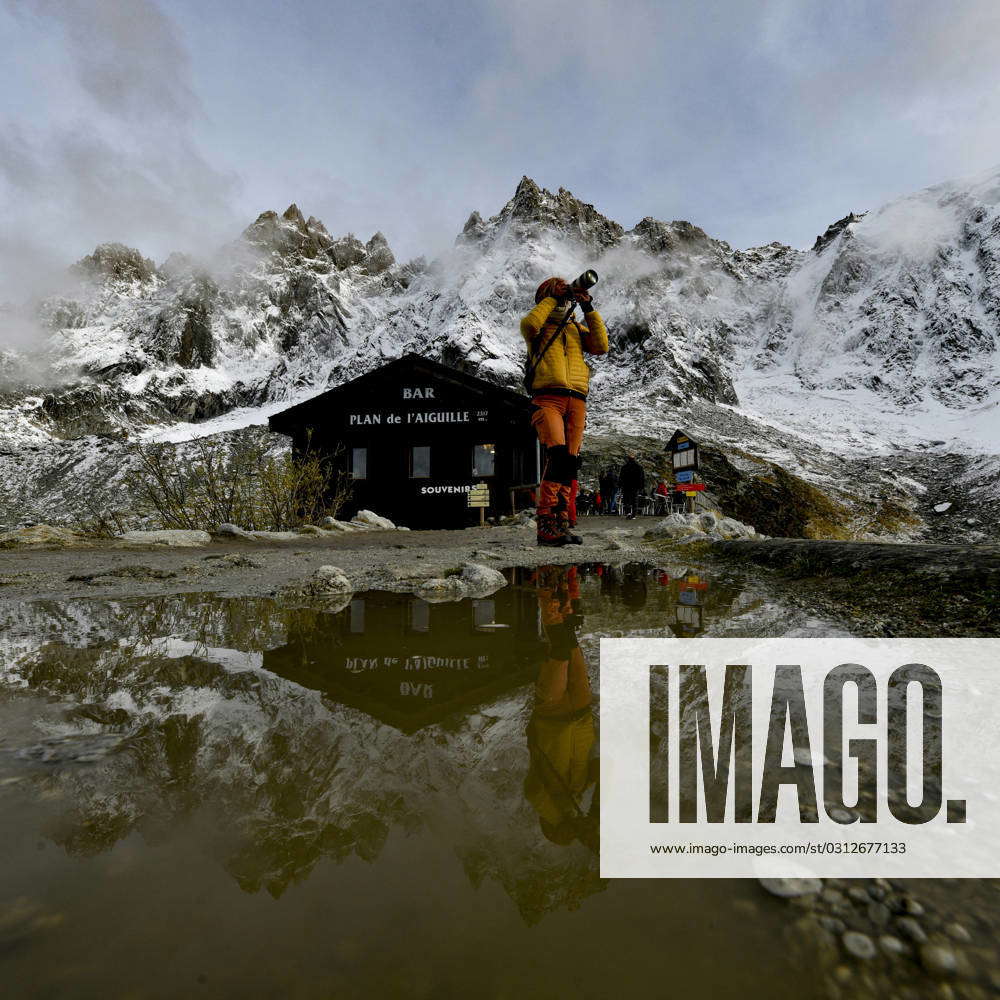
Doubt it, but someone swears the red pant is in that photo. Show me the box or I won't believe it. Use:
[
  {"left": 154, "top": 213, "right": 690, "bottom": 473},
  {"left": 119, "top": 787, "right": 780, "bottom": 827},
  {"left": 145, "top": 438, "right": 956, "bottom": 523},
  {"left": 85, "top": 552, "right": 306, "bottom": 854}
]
[{"left": 531, "top": 394, "right": 587, "bottom": 516}]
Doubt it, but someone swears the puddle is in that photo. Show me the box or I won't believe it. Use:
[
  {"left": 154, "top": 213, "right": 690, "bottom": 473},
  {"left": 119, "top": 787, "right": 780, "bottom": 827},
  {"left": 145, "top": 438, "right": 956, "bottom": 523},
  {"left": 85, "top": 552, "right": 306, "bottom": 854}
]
[{"left": 0, "top": 563, "right": 994, "bottom": 997}]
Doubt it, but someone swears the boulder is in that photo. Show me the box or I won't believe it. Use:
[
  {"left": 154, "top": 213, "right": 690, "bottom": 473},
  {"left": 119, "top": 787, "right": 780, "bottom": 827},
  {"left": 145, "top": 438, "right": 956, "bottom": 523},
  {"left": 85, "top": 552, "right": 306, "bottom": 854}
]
[
  {"left": 250, "top": 531, "right": 300, "bottom": 542},
  {"left": 117, "top": 529, "right": 211, "bottom": 547},
  {"left": 676, "top": 532, "right": 713, "bottom": 545},
  {"left": 216, "top": 523, "right": 253, "bottom": 539},
  {"left": 416, "top": 577, "right": 468, "bottom": 602},
  {"left": 717, "top": 516, "right": 753, "bottom": 540},
  {"left": 311, "top": 565, "right": 353, "bottom": 594},
  {"left": 353, "top": 510, "right": 396, "bottom": 530},
  {"left": 696, "top": 512, "right": 719, "bottom": 534},
  {"left": 460, "top": 563, "right": 507, "bottom": 596},
  {"left": 759, "top": 877, "right": 823, "bottom": 898},
  {"left": 320, "top": 517, "right": 358, "bottom": 532},
  {"left": 0, "top": 524, "right": 83, "bottom": 548},
  {"left": 644, "top": 513, "right": 700, "bottom": 539}
]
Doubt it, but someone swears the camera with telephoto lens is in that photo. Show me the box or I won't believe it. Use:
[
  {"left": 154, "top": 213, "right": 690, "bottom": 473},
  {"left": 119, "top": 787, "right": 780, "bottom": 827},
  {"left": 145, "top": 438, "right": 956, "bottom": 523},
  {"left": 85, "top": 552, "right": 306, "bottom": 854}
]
[{"left": 571, "top": 269, "right": 598, "bottom": 292}]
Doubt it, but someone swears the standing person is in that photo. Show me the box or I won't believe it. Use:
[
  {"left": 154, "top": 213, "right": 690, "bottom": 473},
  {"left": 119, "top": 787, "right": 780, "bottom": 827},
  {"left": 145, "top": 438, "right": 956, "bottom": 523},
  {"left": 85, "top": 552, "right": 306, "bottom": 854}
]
[
  {"left": 619, "top": 454, "right": 645, "bottom": 519},
  {"left": 599, "top": 468, "right": 617, "bottom": 515},
  {"left": 655, "top": 478, "right": 670, "bottom": 515},
  {"left": 522, "top": 277, "right": 609, "bottom": 546}
]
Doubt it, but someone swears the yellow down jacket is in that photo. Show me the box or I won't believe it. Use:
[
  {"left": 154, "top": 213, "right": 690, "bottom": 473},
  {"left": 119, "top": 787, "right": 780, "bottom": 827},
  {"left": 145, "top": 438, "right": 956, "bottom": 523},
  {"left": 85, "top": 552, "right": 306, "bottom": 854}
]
[{"left": 520, "top": 296, "right": 609, "bottom": 397}]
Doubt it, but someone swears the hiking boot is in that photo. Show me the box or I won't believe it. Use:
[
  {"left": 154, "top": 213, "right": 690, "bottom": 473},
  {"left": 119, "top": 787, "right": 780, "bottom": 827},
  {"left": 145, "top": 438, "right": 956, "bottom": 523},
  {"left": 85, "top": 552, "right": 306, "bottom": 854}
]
[
  {"left": 558, "top": 514, "right": 583, "bottom": 545},
  {"left": 536, "top": 513, "right": 568, "bottom": 547}
]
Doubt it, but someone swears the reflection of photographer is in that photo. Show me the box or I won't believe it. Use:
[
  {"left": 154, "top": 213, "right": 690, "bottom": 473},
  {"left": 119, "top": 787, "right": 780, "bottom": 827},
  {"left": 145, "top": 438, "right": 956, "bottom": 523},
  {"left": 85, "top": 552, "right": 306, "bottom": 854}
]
[
  {"left": 524, "top": 566, "right": 599, "bottom": 849},
  {"left": 521, "top": 272, "right": 608, "bottom": 547}
]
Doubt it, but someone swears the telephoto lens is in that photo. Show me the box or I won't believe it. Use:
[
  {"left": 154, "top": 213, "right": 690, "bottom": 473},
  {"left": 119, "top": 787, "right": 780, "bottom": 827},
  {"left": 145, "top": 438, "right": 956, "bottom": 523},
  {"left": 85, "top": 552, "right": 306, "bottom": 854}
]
[{"left": 572, "top": 269, "right": 598, "bottom": 290}]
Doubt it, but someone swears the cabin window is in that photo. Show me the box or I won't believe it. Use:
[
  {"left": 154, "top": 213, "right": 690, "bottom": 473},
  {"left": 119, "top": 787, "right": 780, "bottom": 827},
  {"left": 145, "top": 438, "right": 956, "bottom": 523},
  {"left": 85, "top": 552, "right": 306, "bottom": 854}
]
[
  {"left": 349, "top": 599, "right": 365, "bottom": 633},
  {"left": 472, "top": 443, "right": 495, "bottom": 477},
  {"left": 409, "top": 599, "right": 430, "bottom": 633},
  {"left": 410, "top": 445, "right": 431, "bottom": 478},
  {"left": 351, "top": 447, "right": 367, "bottom": 480},
  {"left": 473, "top": 599, "right": 496, "bottom": 631}
]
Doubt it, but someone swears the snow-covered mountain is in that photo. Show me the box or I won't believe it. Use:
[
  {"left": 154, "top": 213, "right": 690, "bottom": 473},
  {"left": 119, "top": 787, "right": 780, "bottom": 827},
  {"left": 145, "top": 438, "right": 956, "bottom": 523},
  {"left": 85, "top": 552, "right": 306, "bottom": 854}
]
[{"left": 2, "top": 169, "right": 999, "bottom": 537}]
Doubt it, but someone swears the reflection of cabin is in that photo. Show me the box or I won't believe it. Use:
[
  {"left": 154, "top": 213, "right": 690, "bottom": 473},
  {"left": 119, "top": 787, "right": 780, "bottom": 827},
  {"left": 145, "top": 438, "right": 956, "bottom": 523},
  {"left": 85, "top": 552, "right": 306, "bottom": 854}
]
[
  {"left": 673, "top": 572, "right": 709, "bottom": 636},
  {"left": 263, "top": 586, "right": 544, "bottom": 732},
  {"left": 268, "top": 354, "right": 539, "bottom": 529}
]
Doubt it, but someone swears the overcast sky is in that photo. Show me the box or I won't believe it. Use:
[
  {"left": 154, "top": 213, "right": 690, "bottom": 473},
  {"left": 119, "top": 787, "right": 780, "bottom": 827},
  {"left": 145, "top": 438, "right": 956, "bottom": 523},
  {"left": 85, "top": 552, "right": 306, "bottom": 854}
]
[{"left": 3, "top": 0, "right": 1000, "bottom": 298}]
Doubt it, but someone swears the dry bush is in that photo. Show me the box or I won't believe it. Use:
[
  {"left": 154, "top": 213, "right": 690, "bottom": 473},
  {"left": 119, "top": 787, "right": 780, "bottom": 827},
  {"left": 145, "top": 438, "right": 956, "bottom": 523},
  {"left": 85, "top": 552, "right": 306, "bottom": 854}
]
[{"left": 119, "top": 432, "right": 349, "bottom": 532}]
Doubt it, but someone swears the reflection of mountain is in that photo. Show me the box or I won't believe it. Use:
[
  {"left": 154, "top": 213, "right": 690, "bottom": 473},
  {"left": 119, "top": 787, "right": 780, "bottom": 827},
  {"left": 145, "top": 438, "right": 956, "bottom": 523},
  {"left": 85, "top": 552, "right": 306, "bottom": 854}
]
[
  {"left": 1, "top": 589, "right": 602, "bottom": 919},
  {"left": 0, "top": 564, "right": 808, "bottom": 920}
]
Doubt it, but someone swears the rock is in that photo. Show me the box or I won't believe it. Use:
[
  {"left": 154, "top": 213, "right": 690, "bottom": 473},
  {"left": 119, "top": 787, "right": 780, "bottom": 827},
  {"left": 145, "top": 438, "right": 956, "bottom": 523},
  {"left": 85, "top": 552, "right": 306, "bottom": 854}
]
[
  {"left": 879, "top": 935, "right": 908, "bottom": 956},
  {"left": 216, "top": 523, "right": 253, "bottom": 539},
  {"left": 416, "top": 577, "right": 468, "bottom": 602},
  {"left": 644, "top": 513, "right": 700, "bottom": 539},
  {"left": 250, "top": 531, "right": 300, "bottom": 542},
  {"left": 696, "top": 512, "right": 719, "bottom": 533},
  {"left": 758, "top": 877, "right": 822, "bottom": 898},
  {"left": 945, "top": 922, "right": 971, "bottom": 943},
  {"left": 896, "top": 917, "right": 927, "bottom": 943},
  {"left": 296, "top": 524, "right": 324, "bottom": 535},
  {"left": 117, "top": 529, "right": 211, "bottom": 547},
  {"left": 353, "top": 510, "right": 396, "bottom": 530},
  {"left": 867, "top": 902, "right": 891, "bottom": 927},
  {"left": 220, "top": 553, "right": 263, "bottom": 569},
  {"left": 311, "top": 565, "right": 352, "bottom": 594},
  {"left": 919, "top": 944, "right": 959, "bottom": 979},
  {"left": 460, "top": 563, "right": 507, "bottom": 596},
  {"left": 717, "top": 516, "right": 752, "bottom": 540},
  {"left": 0, "top": 524, "right": 83, "bottom": 548},
  {"left": 829, "top": 807, "right": 856, "bottom": 823},
  {"left": 500, "top": 509, "right": 536, "bottom": 527},
  {"left": 320, "top": 517, "right": 357, "bottom": 532},
  {"left": 677, "top": 532, "right": 713, "bottom": 545},
  {"left": 843, "top": 931, "right": 877, "bottom": 960}
]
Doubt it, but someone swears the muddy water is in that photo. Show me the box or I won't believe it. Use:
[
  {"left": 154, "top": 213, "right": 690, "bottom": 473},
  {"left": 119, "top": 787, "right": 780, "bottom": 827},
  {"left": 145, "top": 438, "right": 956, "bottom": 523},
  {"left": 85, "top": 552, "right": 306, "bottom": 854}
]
[{"left": 0, "top": 563, "right": 995, "bottom": 998}]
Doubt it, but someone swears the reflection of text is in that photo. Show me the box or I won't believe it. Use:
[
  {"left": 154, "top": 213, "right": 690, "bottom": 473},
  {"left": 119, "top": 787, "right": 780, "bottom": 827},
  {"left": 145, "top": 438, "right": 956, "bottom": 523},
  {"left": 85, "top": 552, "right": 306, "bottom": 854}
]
[{"left": 345, "top": 655, "right": 490, "bottom": 673}]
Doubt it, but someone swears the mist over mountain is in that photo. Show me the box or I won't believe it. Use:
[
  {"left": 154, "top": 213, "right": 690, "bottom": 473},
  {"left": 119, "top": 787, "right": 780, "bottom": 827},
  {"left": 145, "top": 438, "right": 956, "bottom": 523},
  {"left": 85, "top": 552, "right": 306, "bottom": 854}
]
[{"left": 1, "top": 169, "right": 998, "bottom": 538}]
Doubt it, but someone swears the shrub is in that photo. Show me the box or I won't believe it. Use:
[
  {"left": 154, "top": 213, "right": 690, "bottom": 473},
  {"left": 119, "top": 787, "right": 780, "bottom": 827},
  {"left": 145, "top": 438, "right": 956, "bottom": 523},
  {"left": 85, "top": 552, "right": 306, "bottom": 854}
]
[{"left": 85, "top": 431, "right": 348, "bottom": 533}]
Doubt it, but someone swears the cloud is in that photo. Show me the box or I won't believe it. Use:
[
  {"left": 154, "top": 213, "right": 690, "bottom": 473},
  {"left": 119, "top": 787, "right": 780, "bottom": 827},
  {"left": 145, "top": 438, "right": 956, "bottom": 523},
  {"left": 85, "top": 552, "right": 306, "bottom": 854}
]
[{"left": 0, "top": 0, "right": 240, "bottom": 313}]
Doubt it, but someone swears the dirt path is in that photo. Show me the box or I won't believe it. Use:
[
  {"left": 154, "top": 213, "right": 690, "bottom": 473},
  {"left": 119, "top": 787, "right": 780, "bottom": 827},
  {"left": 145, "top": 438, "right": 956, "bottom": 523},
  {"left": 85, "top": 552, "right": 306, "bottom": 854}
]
[{"left": 0, "top": 517, "right": 657, "bottom": 602}]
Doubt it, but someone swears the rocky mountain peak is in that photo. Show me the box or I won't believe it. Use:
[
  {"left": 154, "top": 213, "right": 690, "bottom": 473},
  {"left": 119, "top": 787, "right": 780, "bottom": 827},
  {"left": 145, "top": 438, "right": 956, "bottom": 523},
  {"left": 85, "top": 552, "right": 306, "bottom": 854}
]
[
  {"left": 490, "top": 176, "right": 625, "bottom": 249},
  {"left": 812, "top": 211, "right": 866, "bottom": 253},
  {"left": 281, "top": 203, "right": 307, "bottom": 229},
  {"left": 458, "top": 211, "right": 485, "bottom": 243},
  {"left": 629, "top": 217, "right": 713, "bottom": 255},
  {"left": 72, "top": 243, "right": 157, "bottom": 284},
  {"left": 240, "top": 205, "right": 395, "bottom": 274},
  {"left": 363, "top": 232, "right": 395, "bottom": 275}
]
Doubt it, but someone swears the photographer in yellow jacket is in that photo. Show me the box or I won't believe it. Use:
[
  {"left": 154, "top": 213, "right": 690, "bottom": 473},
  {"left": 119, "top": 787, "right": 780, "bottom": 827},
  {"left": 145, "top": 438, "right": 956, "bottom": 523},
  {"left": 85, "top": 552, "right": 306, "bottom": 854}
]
[{"left": 521, "top": 275, "right": 608, "bottom": 546}]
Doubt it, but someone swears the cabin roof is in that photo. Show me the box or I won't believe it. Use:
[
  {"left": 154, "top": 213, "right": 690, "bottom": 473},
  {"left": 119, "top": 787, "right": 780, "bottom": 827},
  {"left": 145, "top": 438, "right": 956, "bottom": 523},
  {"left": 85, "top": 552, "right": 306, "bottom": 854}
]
[
  {"left": 666, "top": 428, "right": 699, "bottom": 450},
  {"left": 269, "top": 353, "right": 531, "bottom": 433}
]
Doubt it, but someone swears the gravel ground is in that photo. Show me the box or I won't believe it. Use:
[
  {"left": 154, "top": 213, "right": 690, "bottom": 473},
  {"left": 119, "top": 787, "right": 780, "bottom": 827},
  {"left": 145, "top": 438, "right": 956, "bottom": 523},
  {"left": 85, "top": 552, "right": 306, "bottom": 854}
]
[{"left": 0, "top": 517, "right": 659, "bottom": 602}]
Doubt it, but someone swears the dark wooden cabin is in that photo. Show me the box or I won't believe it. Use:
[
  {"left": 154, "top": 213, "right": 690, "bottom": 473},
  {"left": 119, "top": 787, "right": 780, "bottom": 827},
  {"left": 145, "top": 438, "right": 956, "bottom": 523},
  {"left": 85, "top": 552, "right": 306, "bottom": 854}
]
[{"left": 268, "top": 354, "right": 539, "bottom": 529}]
